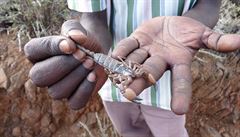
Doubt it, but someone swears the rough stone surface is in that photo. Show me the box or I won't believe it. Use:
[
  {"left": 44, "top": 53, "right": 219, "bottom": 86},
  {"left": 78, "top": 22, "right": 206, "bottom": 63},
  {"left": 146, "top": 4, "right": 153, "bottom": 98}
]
[
  {"left": 0, "top": 68, "right": 8, "bottom": 89},
  {"left": 12, "top": 127, "right": 21, "bottom": 137},
  {"left": 24, "top": 79, "right": 37, "bottom": 102},
  {"left": 0, "top": 0, "right": 8, "bottom": 5},
  {"left": 230, "top": 0, "right": 240, "bottom": 5}
]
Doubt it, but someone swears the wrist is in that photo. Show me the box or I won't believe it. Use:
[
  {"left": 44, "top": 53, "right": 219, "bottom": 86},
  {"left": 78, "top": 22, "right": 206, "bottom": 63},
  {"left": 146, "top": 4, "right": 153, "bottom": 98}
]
[
  {"left": 182, "top": 0, "right": 221, "bottom": 28},
  {"left": 79, "top": 11, "right": 112, "bottom": 54}
]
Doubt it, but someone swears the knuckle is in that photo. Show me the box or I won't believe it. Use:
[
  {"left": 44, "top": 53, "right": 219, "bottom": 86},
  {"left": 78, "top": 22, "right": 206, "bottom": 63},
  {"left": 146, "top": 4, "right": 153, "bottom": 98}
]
[
  {"left": 69, "top": 101, "right": 83, "bottom": 110},
  {"left": 48, "top": 88, "right": 62, "bottom": 100},
  {"left": 47, "top": 37, "right": 62, "bottom": 54},
  {"left": 29, "top": 69, "right": 42, "bottom": 87},
  {"left": 171, "top": 105, "right": 188, "bottom": 115},
  {"left": 40, "top": 36, "right": 64, "bottom": 55},
  {"left": 69, "top": 104, "right": 77, "bottom": 110},
  {"left": 83, "top": 59, "right": 94, "bottom": 69},
  {"left": 61, "top": 20, "right": 85, "bottom": 35},
  {"left": 49, "top": 93, "right": 59, "bottom": 100},
  {"left": 24, "top": 39, "right": 37, "bottom": 59},
  {"left": 24, "top": 42, "right": 31, "bottom": 55},
  {"left": 29, "top": 65, "right": 50, "bottom": 87}
]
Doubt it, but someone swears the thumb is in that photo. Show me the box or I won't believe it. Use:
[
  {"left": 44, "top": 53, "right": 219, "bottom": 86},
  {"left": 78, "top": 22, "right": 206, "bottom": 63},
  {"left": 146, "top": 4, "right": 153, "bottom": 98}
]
[
  {"left": 61, "top": 20, "right": 101, "bottom": 53},
  {"left": 24, "top": 36, "right": 76, "bottom": 63},
  {"left": 202, "top": 28, "right": 240, "bottom": 52}
]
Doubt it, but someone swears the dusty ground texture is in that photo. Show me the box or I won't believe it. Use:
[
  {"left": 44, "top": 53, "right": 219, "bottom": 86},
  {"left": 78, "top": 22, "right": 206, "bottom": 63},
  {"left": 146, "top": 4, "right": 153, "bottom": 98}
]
[
  {"left": 0, "top": 33, "right": 117, "bottom": 137},
  {"left": 186, "top": 1, "right": 240, "bottom": 137},
  {"left": 0, "top": 0, "right": 240, "bottom": 137}
]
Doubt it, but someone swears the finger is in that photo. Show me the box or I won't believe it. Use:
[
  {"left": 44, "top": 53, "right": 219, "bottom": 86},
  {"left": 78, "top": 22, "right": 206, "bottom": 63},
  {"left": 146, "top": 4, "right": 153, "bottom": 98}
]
[
  {"left": 48, "top": 59, "right": 94, "bottom": 99},
  {"left": 29, "top": 55, "right": 83, "bottom": 87},
  {"left": 68, "top": 71, "right": 96, "bottom": 110},
  {"left": 61, "top": 20, "right": 101, "bottom": 52},
  {"left": 61, "top": 19, "right": 87, "bottom": 36},
  {"left": 123, "top": 56, "right": 167, "bottom": 101},
  {"left": 202, "top": 29, "right": 240, "bottom": 52},
  {"left": 92, "top": 65, "right": 108, "bottom": 92},
  {"left": 111, "top": 37, "right": 139, "bottom": 59},
  {"left": 24, "top": 36, "right": 76, "bottom": 63},
  {"left": 171, "top": 63, "right": 192, "bottom": 115},
  {"left": 125, "top": 48, "right": 149, "bottom": 64}
]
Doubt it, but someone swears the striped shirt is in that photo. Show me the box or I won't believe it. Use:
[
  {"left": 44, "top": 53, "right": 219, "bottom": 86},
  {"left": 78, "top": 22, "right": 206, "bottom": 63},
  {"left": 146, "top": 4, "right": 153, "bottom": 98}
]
[{"left": 67, "top": 0, "right": 197, "bottom": 110}]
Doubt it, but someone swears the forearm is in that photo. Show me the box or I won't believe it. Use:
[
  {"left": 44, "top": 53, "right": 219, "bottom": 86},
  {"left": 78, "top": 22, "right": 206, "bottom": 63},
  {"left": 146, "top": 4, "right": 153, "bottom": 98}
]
[
  {"left": 183, "top": 0, "right": 222, "bottom": 28},
  {"left": 71, "top": 10, "right": 112, "bottom": 54}
]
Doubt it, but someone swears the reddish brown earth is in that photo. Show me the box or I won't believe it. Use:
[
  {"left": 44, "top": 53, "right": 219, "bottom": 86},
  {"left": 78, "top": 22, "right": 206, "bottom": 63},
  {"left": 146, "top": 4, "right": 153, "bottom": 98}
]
[
  {"left": 187, "top": 50, "right": 240, "bottom": 137},
  {"left": 0, "top": 34, "right": 112, "bottom": 137}
]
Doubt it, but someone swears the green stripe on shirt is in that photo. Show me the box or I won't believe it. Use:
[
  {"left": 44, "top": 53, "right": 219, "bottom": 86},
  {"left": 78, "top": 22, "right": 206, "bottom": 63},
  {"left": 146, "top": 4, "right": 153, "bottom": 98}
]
[
  {"left": 91, "top": 0, "right": 101, "bottom": 11},
  {"left": 111, "top": 84, "right": 118, "bottom": 101},
  {"left": 151, "top": 85, "right": 157, "bottom": 107},
  {"left": 177, "top": 0, "right": 185, "bottom": 16},
  {"left": 152, "top": 0, "right": 160, "bottom": 17},
  {"left": 189, "top": 0, "right": 196, "bottom": 10},
  {"left": 127, "top": 0, "right": 134, "bottom": 36}
]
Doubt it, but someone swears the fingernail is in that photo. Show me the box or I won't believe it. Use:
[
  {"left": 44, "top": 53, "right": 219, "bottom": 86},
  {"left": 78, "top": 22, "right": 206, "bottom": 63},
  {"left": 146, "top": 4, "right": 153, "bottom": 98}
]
[
  {"left": 123, "top": 88, "right": 137, "bottom": 101},
  {"left": 87, "top": 72, "right": 96, "bottom": 82},
  {"left": 73, "top": 49, "right": 86, "bottom": 61},
  {"left": 68, "top": 29, "right": 85, "bottom": 35},
  {"left": 68, "top": 30, "right": 87, "bottom": 44},
  {"left": 59, "top": 40, "right": 73, "bottom": 54},
  {"left": 83, "top": 59, "right": 94, "bottom": 69},
  {"left": 148, "top": 74, "right": 156, "bottom": 84}
]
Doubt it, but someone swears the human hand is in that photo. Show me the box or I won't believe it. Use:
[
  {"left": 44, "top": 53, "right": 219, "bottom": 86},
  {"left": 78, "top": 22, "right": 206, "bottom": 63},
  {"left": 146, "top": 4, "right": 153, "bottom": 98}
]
[
  {"left": 24, "top": 20, "right": 107, "bottom": 109},
  {"left": 112, "top": 16, "right": 240, "bottom": 115}
]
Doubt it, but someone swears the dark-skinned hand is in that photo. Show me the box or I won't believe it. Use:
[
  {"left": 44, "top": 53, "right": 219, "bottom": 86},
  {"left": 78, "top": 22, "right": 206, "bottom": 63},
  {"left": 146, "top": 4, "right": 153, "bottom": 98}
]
[
  {"left": 24, "top": 20, "right": 107, "bottom": 110},
  {"left": 112, "top": 16, "right": 240, "bottom": 115}
]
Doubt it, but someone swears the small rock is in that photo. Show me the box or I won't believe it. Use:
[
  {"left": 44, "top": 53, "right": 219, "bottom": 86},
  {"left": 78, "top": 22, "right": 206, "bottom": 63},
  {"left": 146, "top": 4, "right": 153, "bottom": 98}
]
[
  {"left": 0, "top": 127, "right": 4, "bottom": 134},
  {"left": 7, "top": 57, "right": 14, "bottom": 67},
  {"left": 86, "top": 112, "right": 96, "bottom": 126},
  {"left": 9, "top": 70, "right": 25, "bottom": 92},
  {"left": 231, "top": 0, "right": 240, "bottom": 5},
  {"left": 24, "top": 79, "right": 37, "bottom": 102},
  {"left": 40, "top": 127, "right": 51, "bottom": 136},
  {"left": 200, "top": 123, "right": 222, "bottom": 137},
  {"left": 21, "top": 106, "right": 41, "bottom": 125},
  {"left": 222, "top": 133, "right": 231, "bottom": 137},
  {"left": 67, "top": 110, "right": 80, "bottom": 124},
  {"left": 79, "top": 115, "right": 87, "bottom": 123},
  {"left": 0, "top": 68, "right": 8, "bottom": 89},
  {"left": 41, "top": 114, "right": 51, "bottom": 127},
  {"left": 22, "top": 132, "right": 33, "bottom": 137},
  {"left": 70, "top": 123, "right": 81, "bottom": 133},
  {"left": 12, "top": 117, "right": 21, "bottom": 123},
  {"left": 49, "top": 123, "right": 56, "bottom": 133},
  {"left": 12, "top": 127, "right": 21, "bottom": 137},
  {"left": 9, "top": 61, "right": 18, "bottom": 71},
  {"left": 51, "top": 100, "right": 65, "bottom": 116}
]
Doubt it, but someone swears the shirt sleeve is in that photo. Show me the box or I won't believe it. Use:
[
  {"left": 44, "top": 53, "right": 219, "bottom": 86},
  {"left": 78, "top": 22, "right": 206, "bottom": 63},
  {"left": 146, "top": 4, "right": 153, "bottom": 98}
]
[
  {"left": 67, "top": 0, "right": 107, "bottom": 12},
  {"left": 182, "top": 0, "right": 198, "bottom": 14}
]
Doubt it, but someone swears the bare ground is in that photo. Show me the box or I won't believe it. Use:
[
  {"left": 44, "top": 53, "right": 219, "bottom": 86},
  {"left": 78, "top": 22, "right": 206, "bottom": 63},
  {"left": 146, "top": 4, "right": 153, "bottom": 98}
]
[
  {"left": 0, "top": 34, "right": 114, "bottom": 137},
  {"left": 187, "top": 50, "right": 240, "bottom": 137}
]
